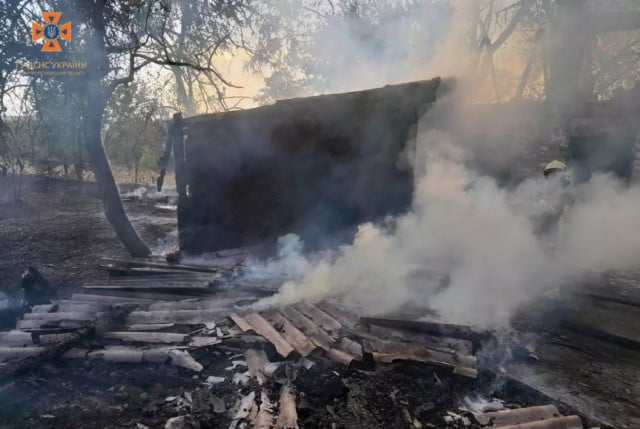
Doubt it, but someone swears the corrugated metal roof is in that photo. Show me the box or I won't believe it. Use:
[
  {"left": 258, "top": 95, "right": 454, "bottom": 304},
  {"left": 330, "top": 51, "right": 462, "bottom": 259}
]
[{"left": 263, "top": 310, "right": 316, "bottom": 356}]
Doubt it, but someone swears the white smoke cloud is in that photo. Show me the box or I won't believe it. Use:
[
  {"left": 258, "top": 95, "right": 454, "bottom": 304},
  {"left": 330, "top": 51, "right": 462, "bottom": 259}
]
[
  {"left": 244, "top": 234, "right": 314, "bottom": 282},
  {"left": 250, "top": 123, "right": 640, "bottom": 328},
  {"left": 244, "top": 1, "right": 640, "bottom": 329},
  {"left": 260, "top": 0, "right": 455, "bottom": 99},
  {"left": 556, "top": 176, "right": 640, "bottom": 274}
]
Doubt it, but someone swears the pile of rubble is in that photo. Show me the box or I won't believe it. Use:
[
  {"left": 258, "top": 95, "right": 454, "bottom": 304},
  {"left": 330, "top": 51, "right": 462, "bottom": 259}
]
[{"left": 0, "top": 251, "right": 611, "bottom": 428}]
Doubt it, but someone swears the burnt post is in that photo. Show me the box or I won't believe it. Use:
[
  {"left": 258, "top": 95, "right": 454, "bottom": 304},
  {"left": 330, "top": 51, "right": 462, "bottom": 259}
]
[
  {"left": 170, "top": 112, "right": 187, "bottom": 198},
  {"left": 170, "top": 112, "right": 188, "bottom": 253},
  {"left": 158, "top": 112, "right": 188, "bottom": 254},
  {"left": 157, "top": 112, "right": 186, "bottom": 194},
  {"left": 156, "top": 127, "right": 172, "bottom": 192}
]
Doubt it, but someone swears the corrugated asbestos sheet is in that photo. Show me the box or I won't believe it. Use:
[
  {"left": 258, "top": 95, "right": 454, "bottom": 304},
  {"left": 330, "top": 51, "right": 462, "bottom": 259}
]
[
  {"left": 471, "top": 405, "right": 590, "bottom": 429},
  {"left": 229, "top": 304, "right": 361, "bottom": 366},
  {"left": 0, "top": 252, "right": 606, "bottom": 428},
  {"left": 0, "top": 249, "right": 251, "bottom": 375},
  {"left": 0, "top": 248, "right": 480, "bottom": 380},
  {"left": 229, "top": 303, "right": 479, "bottom": 377}
]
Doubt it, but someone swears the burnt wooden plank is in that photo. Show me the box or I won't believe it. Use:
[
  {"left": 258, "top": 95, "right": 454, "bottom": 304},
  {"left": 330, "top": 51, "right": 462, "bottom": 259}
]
[
  {"left": 127, "top": 309, "right": 224, "bottom": 325},
  {"left": 367, "top": 324, "right": 473, "bottom": 355},
  {"left": 363, "top": 338, "right": 477, "bottom": 378},
  {"left": 473, "top": 405, "right": 561, "bottom": 426},
  {"left": 102, "top": 257, "right": 220, "bottom": 273},
  {"left": 71, "top": 293, "right": 152, "bottom": 304},
  {"left": 561, "top": 300, "right": 640, "bottom": 350},
  {"left": 0, "top": 327, "right": 94, "bottom": 383},
  {"left": 103, "top": 331, "right": 188, "bottom": 344}
]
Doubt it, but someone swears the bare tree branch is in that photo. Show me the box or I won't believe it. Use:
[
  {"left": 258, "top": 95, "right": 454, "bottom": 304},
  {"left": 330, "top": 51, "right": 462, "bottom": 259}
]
[
  {"left": 134, "top": 53, "right": 240, "bottom": 88},
  {"left": 490, "top": 0, "right": 533, "bottom": 52}
]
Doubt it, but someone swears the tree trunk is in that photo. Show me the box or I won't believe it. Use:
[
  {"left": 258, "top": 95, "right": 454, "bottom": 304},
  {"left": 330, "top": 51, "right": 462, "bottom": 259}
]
[
  {"left": 172, "top": 1, "right": 197, "bottom": 116},
  {"left": 515, "top": 49, "right": 535, "bottom": 100},
  {"left": 173, "top": 67, "right": 196, "bottom": 116},
  {"left": 547, "top": 0, "right": 590, "bottom": 109},
  {"left": 74, "top": 130, "right": 84, "bottom": 180},
  {"left": 76, "top": 0, "right": 150, "bottom": 258},
  {"left": 83, "top": 91, "right": 150, "bottom": 258}
]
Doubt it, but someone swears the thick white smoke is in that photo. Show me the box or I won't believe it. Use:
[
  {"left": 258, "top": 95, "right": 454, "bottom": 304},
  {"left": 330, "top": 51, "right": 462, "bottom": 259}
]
[
  {"left": 244, "top": 234, "right": 315, "bottom": 282},
  {"left": 250, "top": 125, "right": 640, "bottom": 328},
  {"left": 245, "top": 1, "right": 640, "bottom": 328}
]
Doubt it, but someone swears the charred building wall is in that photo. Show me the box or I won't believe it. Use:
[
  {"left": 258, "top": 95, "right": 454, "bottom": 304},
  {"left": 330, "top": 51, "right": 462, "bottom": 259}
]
[{"left": 176, "top": 78, "right": 446, "bottom": 253}]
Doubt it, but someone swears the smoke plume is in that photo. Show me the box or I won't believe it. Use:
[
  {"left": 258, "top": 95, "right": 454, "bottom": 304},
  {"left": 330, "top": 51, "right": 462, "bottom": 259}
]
[
  {"left": 250, "top": 115, "right": 640, "bottom": 328},
  {"left": 245, "top": 2, "right": 640, "bottom": 328}
]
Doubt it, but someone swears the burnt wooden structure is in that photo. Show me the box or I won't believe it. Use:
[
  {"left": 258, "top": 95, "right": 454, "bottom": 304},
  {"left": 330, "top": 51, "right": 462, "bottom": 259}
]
[
  {"left": 169, "top": 77, "right": 638, "bottom": 254},
  {"left": 173, "top": 78, "right": 446, "bottom": 253}
]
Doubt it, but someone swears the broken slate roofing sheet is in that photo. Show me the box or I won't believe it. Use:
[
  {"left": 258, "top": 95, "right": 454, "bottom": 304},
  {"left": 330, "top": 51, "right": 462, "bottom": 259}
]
[
  {"left": 470, "top": 404, "right": 590, "bottom": 429},
  {"left": 0, "top": 249, "right": 480, "bottom": 381},
  {"left": 0, "top": 251, "right": 249, "bottom": 372},
  {"left": 228, "top": 302, "right": 479, "bottom": 377},
  {"left": 0, "top": 250, "right": 609, "bottom": 429}
]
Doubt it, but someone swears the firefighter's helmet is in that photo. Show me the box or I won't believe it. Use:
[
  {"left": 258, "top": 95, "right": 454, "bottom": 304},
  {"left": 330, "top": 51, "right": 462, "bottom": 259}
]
[{"left": 543, "top": 160, "right": 567, "bottom": 178}]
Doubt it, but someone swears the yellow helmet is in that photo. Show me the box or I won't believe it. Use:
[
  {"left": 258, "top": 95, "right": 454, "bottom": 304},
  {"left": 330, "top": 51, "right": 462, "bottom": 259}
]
[{"left": 543, "top": 160, "right": 567, "bottom": 177}]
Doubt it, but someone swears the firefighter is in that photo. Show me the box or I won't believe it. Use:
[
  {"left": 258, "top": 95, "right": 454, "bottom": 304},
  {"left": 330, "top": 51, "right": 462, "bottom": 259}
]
[{"left": 537, "top": 160, "right": 573, "bottom": 239}]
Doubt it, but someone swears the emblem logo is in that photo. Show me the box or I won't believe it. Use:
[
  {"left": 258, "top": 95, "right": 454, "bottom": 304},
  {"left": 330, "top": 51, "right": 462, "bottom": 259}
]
[{"left": 32, "top": 12, "right": 71, "bottom": 52}]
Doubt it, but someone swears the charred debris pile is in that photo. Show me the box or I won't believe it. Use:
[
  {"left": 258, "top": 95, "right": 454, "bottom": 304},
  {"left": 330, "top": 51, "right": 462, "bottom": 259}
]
[{"left": 0, "top": 251, "right": 619, "bottom": 428}]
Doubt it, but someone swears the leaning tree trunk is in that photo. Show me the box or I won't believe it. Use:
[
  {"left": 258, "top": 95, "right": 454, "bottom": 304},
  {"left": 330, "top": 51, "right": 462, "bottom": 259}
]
[
  {"left": 76, "top": 0, "right": 150, "bottom": 258},
  {"left": 83, "top": 91, "right": 151, "bottom": 258},
  {"left": 173, "top": 68, "right": 196, "bottom": 116}
]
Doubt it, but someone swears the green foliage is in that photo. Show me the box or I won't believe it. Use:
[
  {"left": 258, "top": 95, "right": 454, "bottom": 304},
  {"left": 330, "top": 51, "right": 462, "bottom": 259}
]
[
  {"left": 594, "top": 30, "right": 640, "bottom": 99},
  {"left": 103, "top": 82, "right": 165, "bottom": 182},
  {"left": 30, "top": 80, "right": 85, "bottom": 177}
]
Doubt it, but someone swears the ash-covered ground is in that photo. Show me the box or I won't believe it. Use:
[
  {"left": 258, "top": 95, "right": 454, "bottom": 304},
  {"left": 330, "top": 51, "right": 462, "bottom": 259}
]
[
  {"left": 0, "top": 350, "right": 472, "bottom": 429},
  {"left": 0, "top": 175, "right": 176, "bottom": 296}
]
